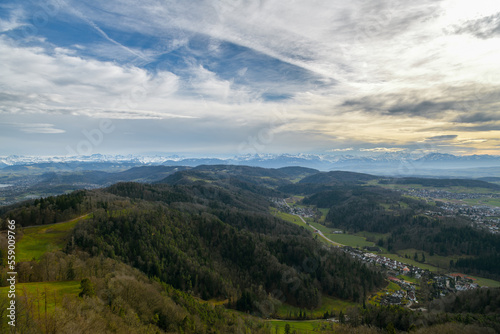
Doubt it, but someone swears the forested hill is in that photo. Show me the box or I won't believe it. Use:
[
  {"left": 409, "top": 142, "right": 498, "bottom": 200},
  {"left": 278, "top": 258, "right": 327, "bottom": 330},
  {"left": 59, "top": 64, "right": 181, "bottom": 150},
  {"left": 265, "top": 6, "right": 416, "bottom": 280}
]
[
  {"left": 299, "top": 171, "right": 378, "bottom": 185},
  {"left": 158, "top": 164, "right": 318, "bottom": 188},
  {"left": 2, "top": 179, "right": 384, "bottom": 312}
]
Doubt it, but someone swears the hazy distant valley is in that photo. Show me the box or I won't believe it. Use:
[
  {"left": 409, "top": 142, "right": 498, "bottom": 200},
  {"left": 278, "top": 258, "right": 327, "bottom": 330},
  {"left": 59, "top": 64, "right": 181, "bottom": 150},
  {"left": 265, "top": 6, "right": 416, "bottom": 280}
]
[{"left": 1, "top": 153, "right": 500, "bottom": 206}]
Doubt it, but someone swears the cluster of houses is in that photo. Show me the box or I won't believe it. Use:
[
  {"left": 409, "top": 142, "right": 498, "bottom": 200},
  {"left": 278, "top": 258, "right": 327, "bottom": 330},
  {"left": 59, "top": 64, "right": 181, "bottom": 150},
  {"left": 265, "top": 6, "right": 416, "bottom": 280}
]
[
  {"left": 381, "top": 277, "right": 418, "bottom": 306},
  {"left": 400, "top": 188, "right": 500, "bottom": 234},
  {"left": 403, "top": 188, "right": 500, "bottom": 201},
  {"left": 443, "top": 273, "right": 479, "bottom": 292},
  {"left": 271, "top": 198, "right": 316, "bottom": 218},
  {"left": 435, "top": 202, "right": 500, "bottom": 234},
  {"left": 344, "top": 247, "right": 424, "bottom": 278},
  {"left": 343, "top": 246, "right": 483, "bottom": 307}
]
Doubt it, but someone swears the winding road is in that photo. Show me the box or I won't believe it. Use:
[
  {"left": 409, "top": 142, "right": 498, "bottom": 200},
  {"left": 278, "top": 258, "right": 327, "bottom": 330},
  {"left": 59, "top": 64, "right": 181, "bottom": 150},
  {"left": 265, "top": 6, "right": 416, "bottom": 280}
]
[{"left": 282, "top": 200, "right": 344, "bottom": 247}]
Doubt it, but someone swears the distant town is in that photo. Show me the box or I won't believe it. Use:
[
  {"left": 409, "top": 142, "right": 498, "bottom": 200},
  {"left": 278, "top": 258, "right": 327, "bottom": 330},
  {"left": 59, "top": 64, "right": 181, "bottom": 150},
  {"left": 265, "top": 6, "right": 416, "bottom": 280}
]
[
  {"left": 402, "top": 188, "right": 500, "bottom": 234},
  {"left": 344, "top": 247, "right": 480, "bottom": 307}
]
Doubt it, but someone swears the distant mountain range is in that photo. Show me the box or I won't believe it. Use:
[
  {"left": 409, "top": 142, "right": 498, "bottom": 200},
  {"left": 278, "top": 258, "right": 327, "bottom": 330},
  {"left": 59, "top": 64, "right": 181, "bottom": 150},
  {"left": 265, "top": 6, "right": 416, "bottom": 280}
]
[{"left": 1, "top": 153, "right": 500, "bottom": 177}]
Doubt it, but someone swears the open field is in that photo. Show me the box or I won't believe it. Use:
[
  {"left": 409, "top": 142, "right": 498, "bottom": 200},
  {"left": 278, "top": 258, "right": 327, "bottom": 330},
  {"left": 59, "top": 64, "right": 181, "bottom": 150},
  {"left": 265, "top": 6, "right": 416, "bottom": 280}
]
[
  {"left": 466, "top": 275, "right": 500, "bottom": 288},
  {"left": 301, "top": 205, "right": 383, "bottom": 249},
  {"left": 274, "top": 296, "right": 357, "bottom": 320},
  {"left": 285, "top": 196, "right": 305, "bottom": 205},
  {"left": 379, "top": 252, "right": 444, "bottom": 273},
  {"left": 461, "top": 198, "right": 500, "bottom": 207},
  {"left": 355, "top": 231, "right": 391, "bottom": 241},
  {"left": 318, "top": 208, "right": 329, "bottom": 223},
  {"left": 395, "top": 248, "right": 473, "bottom": 270},
  {"left": 18, "top": 214, "right": 91, "bottom": 261},
  {"left": 270, "top": 208, "right": 308, "bottom": 228},
  {"left": 274, "top": 206, "right": 382, "bottom": 249},
  {"left": 299, "top": 218, "right": 381, "bottom": 249},
  {"left": 303, "top": 218, "right": 334, "bottom": 235},
  {"left": 0, "top": 281, "right": 80, "bottom": 314},
  {"left": 267, "top": 319, "right": 331, "bottom": 333},
  {"left": 324, "top": 233, "right": 375, "bottom": 248},
  {"left": 397, "top": 275, "right": 418, "bottom": 284},
  {"left": 271, "top": 208, "right": 343, "bottom": 246}
]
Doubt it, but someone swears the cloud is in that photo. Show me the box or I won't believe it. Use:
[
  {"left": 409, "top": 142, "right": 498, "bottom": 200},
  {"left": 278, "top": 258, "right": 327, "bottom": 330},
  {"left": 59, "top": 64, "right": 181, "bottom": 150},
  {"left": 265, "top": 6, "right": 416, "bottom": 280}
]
[
  {"left": 451, "top": 122, "right": 500, "bottom": 132},
  {"left": 452, "top": 12, "right": 500, "bottom": 39},
  {"left": 0, "top": 36, "right": 197, "bottom": 120},
  {"left": 341, "top": 97, "right": 459, "bottom": 118},
  {"left": 425, "top": 135, "right": 458, "bottom": 142},
  {"left": 0, "top": 3, "right": 26, "bottom": 33},
  {"left": 458, "top": 138, "right": 488, "bottom": 144},
  {"left": 328, "top": 148, "right": 353, "bottom": 152},
  {"left": 6, "top": 122, "right": 65, "bottom": 134},
  {"left": 360, "top": 147, "right": 407, "bottom": 153},
  {"left": 1, "top": 0, "right": 500, "bottom": 155},
  {"left": 387, "top": 101, "right": 456, "bottom": 117},
  {"left": 454, "top": 111, "right": 500, "bottom": 124}
]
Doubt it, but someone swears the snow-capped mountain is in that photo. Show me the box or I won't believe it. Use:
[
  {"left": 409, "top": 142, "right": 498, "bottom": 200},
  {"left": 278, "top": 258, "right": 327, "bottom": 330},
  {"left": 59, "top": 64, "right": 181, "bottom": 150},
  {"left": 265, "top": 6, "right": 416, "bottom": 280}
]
[{"left": 1, "top": 152, "right": 499, "bottom": 176}]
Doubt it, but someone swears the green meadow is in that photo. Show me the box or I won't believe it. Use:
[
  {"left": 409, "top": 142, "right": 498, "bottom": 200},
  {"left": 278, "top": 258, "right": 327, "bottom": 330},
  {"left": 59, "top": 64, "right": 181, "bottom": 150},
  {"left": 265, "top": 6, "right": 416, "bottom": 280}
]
[
  {"left": 0, "top": 281, "right": 80, "bottom": 314},
  {"left": 274, "top": 295, "right": 357, "bottom": 320},
  {"left": 324, "top": 233, "right": 375, "bottom": 248},
  {"left": 18, "top": 214, "right": 91, "bottom": 261},
  {"left": 270, "top": 208, "right": 308, "bottom": 227},
  {"left": 267, "top": 320, "right": 330, "bottom": 334}
]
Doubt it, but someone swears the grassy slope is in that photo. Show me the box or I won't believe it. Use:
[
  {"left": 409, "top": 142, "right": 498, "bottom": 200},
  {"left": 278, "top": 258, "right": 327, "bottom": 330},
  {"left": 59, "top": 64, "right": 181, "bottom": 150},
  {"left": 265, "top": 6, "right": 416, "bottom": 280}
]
[
  {"left": 395, "top": 248, "right": 472, "bottom": 269},
  {"left": 271, "top": 208, "right": 344, "bottom": 247},
  {"left": 464, "top": 275, "right": 500, "bottom": 288},
  {"left": 324, "top": 233, "right": 375, "bottom": 248},
  {"left": 18, "top": 214, "right": 91, "bottom": 261},
  {"left": 318, "top": 208, "right": 329, "bottom": 223},
  {"left": 0, "top": 281, "right": 80, "bottom": 314}
]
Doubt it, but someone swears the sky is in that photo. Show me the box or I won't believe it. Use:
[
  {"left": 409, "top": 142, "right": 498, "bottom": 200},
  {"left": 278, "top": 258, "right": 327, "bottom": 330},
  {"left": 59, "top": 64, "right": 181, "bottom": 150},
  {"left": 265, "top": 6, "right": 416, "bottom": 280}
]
[{"left": 0, "top": 0, "right": 500, "bottom": 157}]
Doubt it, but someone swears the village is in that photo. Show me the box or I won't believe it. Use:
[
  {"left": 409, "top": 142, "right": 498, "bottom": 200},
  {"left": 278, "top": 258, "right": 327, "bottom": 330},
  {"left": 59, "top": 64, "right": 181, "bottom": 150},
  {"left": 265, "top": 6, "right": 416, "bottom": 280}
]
[
  {"left": 401, "top": 188, "right": 500, "bottom": 234},
  {"left": 402, "top": 188, "right": 500, "bottom": 201},
  {"left": 271, "top": 197, "right": 316, "bottom": 218},
  {"left": 343, "top": 246, "right": 480, "bottom": 307}
]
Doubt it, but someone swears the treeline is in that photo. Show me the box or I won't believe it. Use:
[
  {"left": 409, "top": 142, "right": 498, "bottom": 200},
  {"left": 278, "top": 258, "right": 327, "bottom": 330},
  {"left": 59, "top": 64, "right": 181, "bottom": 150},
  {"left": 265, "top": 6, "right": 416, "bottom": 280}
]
[
  {"left": 0, "top": 191, "right": 90, "bottom": 227},
  {"left": 108, "top": 181, "right": 274, "bottom": 213},
  {"left": 453, "top": 255, "right": 500, "bottom": 279},
  {"left": 429, "top": 287, "right": 500, "bottom": 315}
]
